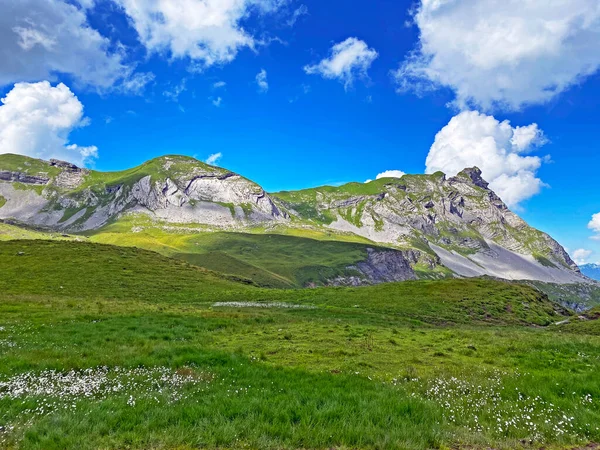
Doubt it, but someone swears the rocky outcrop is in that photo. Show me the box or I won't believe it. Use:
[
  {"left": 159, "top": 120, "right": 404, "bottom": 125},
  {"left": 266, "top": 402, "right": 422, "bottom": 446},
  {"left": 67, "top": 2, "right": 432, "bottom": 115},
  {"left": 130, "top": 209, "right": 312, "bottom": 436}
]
[
  {"left": 0, "top": 155, "right": 287, "bottom": 231},
  {"left": 352, "top": 248, "right": 419, "bottom": 283},
  {"left": 0, "top": 171, "right": 49, "bottom": 185},
  {"left": 459, "top": 167, "right": 489, "bottom": 189},
  {"left": 54, "top": 164, "right": 88, "bottom": 189},
  {"left": 327, "top": 248, "right": 428, "bottom": 286}
]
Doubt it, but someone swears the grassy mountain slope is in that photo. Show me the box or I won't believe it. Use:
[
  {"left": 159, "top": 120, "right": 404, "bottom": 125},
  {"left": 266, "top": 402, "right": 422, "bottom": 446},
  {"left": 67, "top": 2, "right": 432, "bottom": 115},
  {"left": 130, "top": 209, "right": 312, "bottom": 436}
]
[
  {"left": 0, "top": 154, "right": 589, "bottom": 286},
  {"left": 1, "top": 239, "right": 599, "bottom": 449},
  {"left": 4, "top": 218, "right": 599, "bottom": 308},
  {"left": 89, "top": 215, "right": 394, "bottom": 288},
  {"left": 0, "top": 240, "right": 564, "bottom": 326},
  {"left": 0, "top": 221, "right": 77, "bottom": 241},
  {"left": 0, "top": 240, "right": 254, "bottom": 301},
  {"left": 0, "top": 153, "right": 64, "bottom": 177}
]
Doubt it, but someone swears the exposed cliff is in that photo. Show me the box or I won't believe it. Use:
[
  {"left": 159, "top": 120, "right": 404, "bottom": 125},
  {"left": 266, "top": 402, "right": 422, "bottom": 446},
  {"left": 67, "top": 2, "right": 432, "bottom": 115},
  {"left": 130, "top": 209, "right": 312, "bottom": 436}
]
[
  {"left": 273, "top": 167, "right": 584, "bottom": 284},
  {"left": 0, "top": 154, "right": 286, "bottom": 231}
]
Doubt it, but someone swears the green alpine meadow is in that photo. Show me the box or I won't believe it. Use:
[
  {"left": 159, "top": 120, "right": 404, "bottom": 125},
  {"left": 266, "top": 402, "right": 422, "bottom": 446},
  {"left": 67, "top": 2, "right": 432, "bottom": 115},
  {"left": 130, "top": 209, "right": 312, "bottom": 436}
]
[
  {"left": 0, "top": 240, "right": 599, "bottom": 449},
  {"left": 1, "top": 152, "right": 600, "bottom": 449},
  {"left": 1, "top": 1, "right": 600, "bottom": 447}
]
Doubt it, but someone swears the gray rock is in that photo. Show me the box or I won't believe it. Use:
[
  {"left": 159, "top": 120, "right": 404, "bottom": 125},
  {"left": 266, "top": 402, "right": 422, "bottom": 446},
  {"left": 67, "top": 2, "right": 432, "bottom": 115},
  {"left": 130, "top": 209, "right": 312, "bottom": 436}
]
[{"left": 0, "top": 171, "right": 49, "bottom": 185}]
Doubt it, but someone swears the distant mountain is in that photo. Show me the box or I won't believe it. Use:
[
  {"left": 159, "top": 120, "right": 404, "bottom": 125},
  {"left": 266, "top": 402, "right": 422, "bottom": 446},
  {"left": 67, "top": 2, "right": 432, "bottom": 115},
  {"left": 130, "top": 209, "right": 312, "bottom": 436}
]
[
  {"left": 0, "top": 153, "right": 592, "bottom": 286},
  {"left": 580, "top": 264, "right": 600, "bottom": 281}
]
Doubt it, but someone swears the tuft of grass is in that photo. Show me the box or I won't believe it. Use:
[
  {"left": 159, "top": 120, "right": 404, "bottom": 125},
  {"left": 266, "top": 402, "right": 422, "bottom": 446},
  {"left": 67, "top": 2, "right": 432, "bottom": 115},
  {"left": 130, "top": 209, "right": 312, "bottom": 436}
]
[
  {"left": 534, "top": 253, "right": 558, "bottom": 268},
  {"left": 11, "top": 182, "right": 46, "bottom": 195}
]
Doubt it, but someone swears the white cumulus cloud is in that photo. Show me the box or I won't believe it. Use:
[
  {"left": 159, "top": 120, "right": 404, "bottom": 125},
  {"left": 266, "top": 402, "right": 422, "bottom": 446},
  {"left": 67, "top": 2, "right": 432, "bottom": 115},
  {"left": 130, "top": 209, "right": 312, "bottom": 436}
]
[
  {"left": 425, "top": 111, "right": 548, "bottom": 208},
  {"left": 205, "top": 152, "right": 222, "bottom": 165},
  {"left": 0, "top": 81, "right": 97, "bottom": 166},
  {"left": 0, "top": 0, "right": 136, "bottom": 91},
  {"left": 366, "top": 170, "right": 407, "bottom": 183},
  {"left": 256, "top": 69, "right": 268, "bottom": 93},
  {"left": 393, "top": 0, "right": 600, "bottom": 111},
  {"left": 589, "top": 213, "right": 600, "bottom": 240},
  {"left": 304, "top": 37, "right": 378, "bottom": 89},
  {"left": 572, "top": 249, "right": 593, "bottom": 265},
  {"left": 114, "top": 0, "right": 285, "bottom": 69},
  {"left": 377, "top": 170, "right": 406, "bottom": 180}
]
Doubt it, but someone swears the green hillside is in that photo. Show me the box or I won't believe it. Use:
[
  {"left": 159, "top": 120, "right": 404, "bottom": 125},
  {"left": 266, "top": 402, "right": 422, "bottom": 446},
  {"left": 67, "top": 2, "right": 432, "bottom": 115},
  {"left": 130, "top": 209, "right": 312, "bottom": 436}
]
[
  {"left": 0, "top": 240, "right": 253, "bottom": 301},
  {"left": 1, "top": 239, "right": 600, "bottom": 449},
  {"left": 70, "top": 154, "right": 230, "bottom": 194},
  {"left": 0, "top": 222, "right": 77, "bottom": 242},
  {"left": 88, "top": 214, "right": 414, "bottom": 288}
]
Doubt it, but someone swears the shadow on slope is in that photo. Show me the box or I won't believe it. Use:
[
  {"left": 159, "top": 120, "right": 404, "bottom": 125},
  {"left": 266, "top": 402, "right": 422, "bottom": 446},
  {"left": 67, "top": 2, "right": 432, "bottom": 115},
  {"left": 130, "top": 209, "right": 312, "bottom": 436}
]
[{"left": 0, "top": 240, "right": 569, "bottom": 328}]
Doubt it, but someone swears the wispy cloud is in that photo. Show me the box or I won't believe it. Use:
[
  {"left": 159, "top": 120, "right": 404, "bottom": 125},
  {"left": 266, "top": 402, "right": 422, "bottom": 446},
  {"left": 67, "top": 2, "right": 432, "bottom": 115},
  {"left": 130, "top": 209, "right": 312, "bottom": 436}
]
[
  {"left": 287, "top": 5, "right": 308, "bottom": 27},
  {"left": 163, "top": 79, "right": 187, "bottom": 102},
  {"left": 206, "top": 152, "right": 222, "bottom": 165},
  {"left": 256, "top": 69, "right": 269, "bottom": 93},
  {"left": 288, "top": 84, "right": 311, "bottom": 103},
  {"left": 120, "top": 72, "right": 155, "bottom": 95}
]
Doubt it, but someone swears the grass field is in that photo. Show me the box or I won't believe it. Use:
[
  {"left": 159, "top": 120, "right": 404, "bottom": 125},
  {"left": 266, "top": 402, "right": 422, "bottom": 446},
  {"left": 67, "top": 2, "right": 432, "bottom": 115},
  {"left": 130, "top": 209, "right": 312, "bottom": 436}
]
[
  {"left": 87, "top": 214, "right": 394, "bottom": 288},
  {"left": 0, "top": 223, "right": 79, "bottom": 242},
  {"left": 1, "top": 240, "right": 600, "bottom": 449}
]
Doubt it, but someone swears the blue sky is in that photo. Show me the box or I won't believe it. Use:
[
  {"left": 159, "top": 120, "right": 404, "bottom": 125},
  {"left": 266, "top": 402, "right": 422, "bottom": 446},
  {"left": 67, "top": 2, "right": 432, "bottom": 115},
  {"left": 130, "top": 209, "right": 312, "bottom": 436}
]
[{"left": 0, "top": 0, "right": 599, "bottom": 263}]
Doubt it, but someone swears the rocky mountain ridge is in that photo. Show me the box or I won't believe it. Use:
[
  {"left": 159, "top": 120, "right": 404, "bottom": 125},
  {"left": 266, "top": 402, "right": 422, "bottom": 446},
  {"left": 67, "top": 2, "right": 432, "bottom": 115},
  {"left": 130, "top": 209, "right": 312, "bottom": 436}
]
[
  {"left": 0, "top": 154, "right": 286, "bottom": 231},
  {"left": 580, "top": 264, "right": 600, "bottom": 281},
  {"left": 0, "top": 153, "right": 591, "bottom": 285},
  {"left": 274, "top": 167, "right": 582, "bottom": 283}
]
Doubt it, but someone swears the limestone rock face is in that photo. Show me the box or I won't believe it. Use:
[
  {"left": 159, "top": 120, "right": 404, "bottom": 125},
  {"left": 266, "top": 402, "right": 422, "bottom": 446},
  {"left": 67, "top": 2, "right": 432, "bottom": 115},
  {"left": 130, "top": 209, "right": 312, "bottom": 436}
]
[
  {"left": 0, "top": 155, "right": 286, "bottom": 231},
  {"left": 0, "top": 171, "right": 50, "bottom": 185},
  {"left": 350, "top": 248, "right": 420, "bottom": 283},
  {"left": 325, "top": 249, "right": 417, "bottom": 286},
  {"left": 274, "top": 167, "right": 585, "bottom": 284},
  {"left": 53, "top": 163, "right": 89, "bottom": 189}
]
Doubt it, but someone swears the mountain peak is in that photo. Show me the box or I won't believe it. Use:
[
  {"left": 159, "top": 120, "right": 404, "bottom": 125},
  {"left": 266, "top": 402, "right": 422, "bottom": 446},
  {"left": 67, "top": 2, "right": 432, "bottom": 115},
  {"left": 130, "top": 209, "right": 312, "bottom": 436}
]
[{"left": 456, "top": 166, "right": 489, "bottom": 189}]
